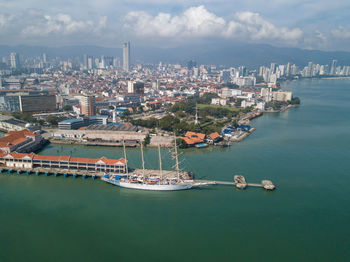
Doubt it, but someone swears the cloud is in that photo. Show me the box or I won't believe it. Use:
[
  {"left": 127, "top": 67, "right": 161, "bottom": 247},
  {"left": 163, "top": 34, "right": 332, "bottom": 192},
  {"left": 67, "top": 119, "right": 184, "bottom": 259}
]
[
  {"left": 124, "top": 5, "right": 303, "bottom": 43},
  {"left": 0, "top": 10, "right": 107, "bottom": 39},
  {"left": 331, "top": 26, "right": 350, "bottom": 39},
  {"left": 21, "top": 13, "right": 107, "bottom": 36},
  {"left": 125, "top": 6, "right": 225, "bottom": 38}
]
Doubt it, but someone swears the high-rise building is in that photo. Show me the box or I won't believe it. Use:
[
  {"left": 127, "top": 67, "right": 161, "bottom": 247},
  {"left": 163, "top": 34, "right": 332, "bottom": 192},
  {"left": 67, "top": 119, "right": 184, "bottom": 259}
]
[
  {"left": 10, "top": 52, "right": 20, "bottom": 69},
  {"left": 286, "top": 62, "right": 291, "bottom": 76},
  {"left": 83, "top": 54, "right": 88, "bottom": 70},
  {"left": 123, "top": 42, "right": 130, "bottom": 72},
  {"left": 42, "top": 53, "right": 47, "bottom": 63},
  {"left": 87, "top": 56, "right": 94, "bottom": 70},
  {"left": 127, "top": 81, "right": 144, "bottom": 96},
  {"left": 81, "top": 94, "right": 96, "bottom": 117},
  {"left": 330, "top": 60, "right": 337, "bottom": 75}
]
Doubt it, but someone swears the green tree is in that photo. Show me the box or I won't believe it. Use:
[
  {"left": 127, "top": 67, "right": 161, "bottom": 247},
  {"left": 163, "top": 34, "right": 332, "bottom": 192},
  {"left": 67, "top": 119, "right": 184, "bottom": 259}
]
[{"left": 63, "top": 105, "right": 73, "bottom": 111}]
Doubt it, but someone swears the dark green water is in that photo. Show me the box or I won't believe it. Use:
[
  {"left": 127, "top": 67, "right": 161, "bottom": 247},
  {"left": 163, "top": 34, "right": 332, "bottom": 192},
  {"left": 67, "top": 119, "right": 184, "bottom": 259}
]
[{"left": 1, "top": 79, "right": 350, "bottom": 262}]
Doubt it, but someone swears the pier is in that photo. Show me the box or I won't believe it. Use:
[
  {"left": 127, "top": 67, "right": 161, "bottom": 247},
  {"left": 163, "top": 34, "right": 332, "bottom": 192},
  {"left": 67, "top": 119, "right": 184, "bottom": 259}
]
[
  {"left": 0, "top": 167, "right": 103, "bottom": 179},
  {"left": 192, "top": 176, "right": 275, "bottom": 191}
]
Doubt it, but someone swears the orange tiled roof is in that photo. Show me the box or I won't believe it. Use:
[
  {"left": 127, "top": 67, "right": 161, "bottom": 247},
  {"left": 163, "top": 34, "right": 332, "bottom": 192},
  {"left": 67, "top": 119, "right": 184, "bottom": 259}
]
[
  {"left": 185, "top": 131, "right": 206, "bottom": 141},
  {"left": 0, "top": 130, "right": 36, "bottom": 148},
  {"left": 1, "top": 152, "right": 125, "bottom": 166},
  {"left": 208, "top": 132, "right": 220, "bottom": 140}
]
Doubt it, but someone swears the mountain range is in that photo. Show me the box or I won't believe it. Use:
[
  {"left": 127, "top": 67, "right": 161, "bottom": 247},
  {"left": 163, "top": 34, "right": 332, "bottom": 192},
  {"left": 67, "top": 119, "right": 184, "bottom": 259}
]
[{"left": 1, "top": 42, "right": 350, "bottom": 68}]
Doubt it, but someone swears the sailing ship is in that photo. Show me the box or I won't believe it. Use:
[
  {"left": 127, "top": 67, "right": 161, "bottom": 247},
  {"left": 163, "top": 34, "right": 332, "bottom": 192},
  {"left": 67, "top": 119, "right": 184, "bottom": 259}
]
[{"left": 102, "top": 138, "right": 194, "bottom": 191}]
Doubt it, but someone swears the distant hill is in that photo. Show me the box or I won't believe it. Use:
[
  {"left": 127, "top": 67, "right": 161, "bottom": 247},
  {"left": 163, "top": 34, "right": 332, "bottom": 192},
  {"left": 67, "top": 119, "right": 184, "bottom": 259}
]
[{"left": 1, "top": 42, "right": 350, "bottom": 68}]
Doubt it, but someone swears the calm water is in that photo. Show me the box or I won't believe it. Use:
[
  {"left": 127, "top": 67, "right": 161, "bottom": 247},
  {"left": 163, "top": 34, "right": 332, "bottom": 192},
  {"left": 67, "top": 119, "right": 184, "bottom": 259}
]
[{"left": 1, "top": 79, "right": 350, "bottom": 262}]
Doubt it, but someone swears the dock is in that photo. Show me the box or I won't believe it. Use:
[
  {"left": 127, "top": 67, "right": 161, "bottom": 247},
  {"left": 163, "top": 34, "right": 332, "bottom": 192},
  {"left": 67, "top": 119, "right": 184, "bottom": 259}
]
[
  {"left": 0, "top": 166, "right": 275, "bottom": 191},
  {"left": 0, "top": 166, "right": 104, "bottom": 179},
  {"left": 192, "top": 175, "right": 275, "bottom": 191}
]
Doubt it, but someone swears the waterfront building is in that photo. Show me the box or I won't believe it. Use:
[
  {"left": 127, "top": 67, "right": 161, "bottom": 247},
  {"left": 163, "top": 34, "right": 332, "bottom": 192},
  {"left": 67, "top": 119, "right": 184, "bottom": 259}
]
[
  {"left": 0, "top": 152, "right": 126, "bottom": 173},
  {"left": 272, "top": 91, "right": 293, "bottom": 102},
  {"left": 81, "top": 94, "right": 96, "bottom": 117},
  {"left": 181, "top": 131, "right": 206, "bottom": 146},
  {"left": 0, "top": 129, "right": 44, "bottom": 154},
  {"left": 123, "top": 42, "right": 130, "bottom": 72},
  {"left": 0, "top": 115, "right": 27, "bottom": 131}
]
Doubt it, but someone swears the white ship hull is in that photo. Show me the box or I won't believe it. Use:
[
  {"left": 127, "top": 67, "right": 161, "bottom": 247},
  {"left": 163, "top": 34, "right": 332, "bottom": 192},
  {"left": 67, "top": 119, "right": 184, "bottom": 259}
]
[{"left": 104, "top": 179, "right": 193, "bottom": 191}]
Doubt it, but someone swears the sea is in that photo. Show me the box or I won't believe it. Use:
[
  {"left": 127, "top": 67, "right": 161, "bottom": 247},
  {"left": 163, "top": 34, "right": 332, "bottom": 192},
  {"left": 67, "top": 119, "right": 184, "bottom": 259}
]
[{"left": 1, "top": 78, "right": 350, "bottom": 262}]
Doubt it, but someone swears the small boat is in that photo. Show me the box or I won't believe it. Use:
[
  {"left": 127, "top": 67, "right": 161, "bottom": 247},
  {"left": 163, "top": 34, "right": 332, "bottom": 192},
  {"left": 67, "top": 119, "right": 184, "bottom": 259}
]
[{"left": 195, "top": 143, "right": 208, "bottom": 148}]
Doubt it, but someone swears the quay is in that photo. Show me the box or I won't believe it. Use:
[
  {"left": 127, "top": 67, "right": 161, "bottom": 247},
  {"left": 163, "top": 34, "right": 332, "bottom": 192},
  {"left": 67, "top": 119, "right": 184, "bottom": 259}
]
[
  {"left": 0, "top": 166, "right": 103, "bottom": 179},
  {"left": 0, "top": 151, "right": 275, "bottom": 191}
]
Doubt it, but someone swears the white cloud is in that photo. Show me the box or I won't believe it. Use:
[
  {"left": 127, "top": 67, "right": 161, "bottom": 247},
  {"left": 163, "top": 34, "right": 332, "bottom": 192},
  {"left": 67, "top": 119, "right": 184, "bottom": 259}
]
[
  {"left": 21, "top": 13, "right": 107, "bottom": 36},
  {"left": 0, "top": 10, "right": 107, "bottom": 40},
  {"left": 124, "top": 6, "right": 303, "bottom": 43},
  {"left": 331, "top": 26, "right": 350, "bottom": 39},
  {"left": 125, "top": 6, "right": 225, "bottom": 38}
]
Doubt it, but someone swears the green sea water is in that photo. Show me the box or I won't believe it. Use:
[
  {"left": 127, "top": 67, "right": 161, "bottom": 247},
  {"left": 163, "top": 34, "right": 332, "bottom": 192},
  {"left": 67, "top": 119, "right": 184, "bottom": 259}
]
[{"left": 1, "top": 79, "right": 350, "bottom": 262}]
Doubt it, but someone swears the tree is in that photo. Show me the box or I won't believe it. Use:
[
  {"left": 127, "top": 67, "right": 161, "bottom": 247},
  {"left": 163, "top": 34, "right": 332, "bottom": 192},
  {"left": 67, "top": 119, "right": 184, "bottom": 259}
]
[
  {"left": 63, "top": 105, "right": 73, "bottom": 111},
  {"left": 143, "top": 134, "right": 151, "bottom": 146},
  {"left": 176, "top": 138, "right": 188, "bottom": 149},
  {"left": 291, "top": 97, "right": 301, "bottom": 105}
]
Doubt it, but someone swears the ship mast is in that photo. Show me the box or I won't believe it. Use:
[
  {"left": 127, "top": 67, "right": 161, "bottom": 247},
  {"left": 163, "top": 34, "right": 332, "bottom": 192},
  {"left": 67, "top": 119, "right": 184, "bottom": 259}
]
[
  {"left": 174, "top": 136, "right": 180, "bottom": 181},
  {"left": 122, "top": 140, "right": 129, "bottom": 178},
  {"left": 158, "top": 144, "right": 162, "bottom": 177},
  {"left": 141, "top": 141, "right": 145, "bottom": 182},
  {"left": 195, "top": 104, "right": 199, "bottom": 125}
]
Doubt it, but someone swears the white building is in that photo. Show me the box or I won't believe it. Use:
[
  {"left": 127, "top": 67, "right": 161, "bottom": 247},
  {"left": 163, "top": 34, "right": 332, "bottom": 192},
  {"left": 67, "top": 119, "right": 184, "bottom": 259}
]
[{"left": 211, "top": 98, "right": 227, "bottom": 106}]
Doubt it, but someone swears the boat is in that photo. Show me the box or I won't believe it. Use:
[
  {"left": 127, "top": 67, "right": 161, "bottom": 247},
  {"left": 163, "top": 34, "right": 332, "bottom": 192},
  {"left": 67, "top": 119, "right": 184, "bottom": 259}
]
[
  {"left": 195, "top": 143, "right": 208, "bottom": 148},
  {"left": 102, "top": 138, "right": 193, "bottom": 191}
]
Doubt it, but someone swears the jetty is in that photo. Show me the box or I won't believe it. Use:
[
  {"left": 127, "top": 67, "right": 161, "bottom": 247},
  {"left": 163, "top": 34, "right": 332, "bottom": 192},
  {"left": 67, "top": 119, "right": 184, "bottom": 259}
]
[
  {"left": 192, "top": 175, "right": 275, "bottom": 191},
  {"left": 0, "top": 166, "right": 275, "bottom": 191}
]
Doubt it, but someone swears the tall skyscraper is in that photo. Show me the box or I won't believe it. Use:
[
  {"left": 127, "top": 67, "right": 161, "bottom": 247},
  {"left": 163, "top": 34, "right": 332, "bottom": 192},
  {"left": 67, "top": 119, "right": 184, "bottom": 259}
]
[
  {"left": 330, "top": 60, "right": 337, "bottom": 75},
  {"left": 286, "top": 62, "right": 291, "bottom": 76},
  {"left": 83, "top": 54, "right": 88, "bottom": 70},
  {"left": 81, "top": 94, "right": 96, "bottom": 117},
  {"left": 42, "top": 53, "right": 47, "bottom": 64},
  {"left": 123, "top": 42, "right": 130, "bottom": 72},
  {"left": 10, "top": 52, "right": 20, "bottom": 69}
]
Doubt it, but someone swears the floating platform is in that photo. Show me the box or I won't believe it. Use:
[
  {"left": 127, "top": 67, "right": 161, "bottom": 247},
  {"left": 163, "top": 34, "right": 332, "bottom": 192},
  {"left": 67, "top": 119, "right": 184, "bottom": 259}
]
[{"left": 192, "top": 175, "right": 275, "bottom": 191}]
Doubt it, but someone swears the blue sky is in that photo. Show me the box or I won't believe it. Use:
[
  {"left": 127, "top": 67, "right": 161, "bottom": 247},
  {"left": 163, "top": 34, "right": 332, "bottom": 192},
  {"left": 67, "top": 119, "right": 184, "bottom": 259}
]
[{"left": 0, "top": 0, "right": 349, "bottom": 51}]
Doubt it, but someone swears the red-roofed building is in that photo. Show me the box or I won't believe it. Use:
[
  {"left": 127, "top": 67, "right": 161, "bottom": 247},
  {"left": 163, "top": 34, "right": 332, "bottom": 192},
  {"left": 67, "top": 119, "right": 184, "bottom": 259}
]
[
  {"left": 0, "top": 152, "right": 126, "bottom": 173},
  {"left": 181, "top": 131, "right": 206, "bottom": 146},
  {"left": 207, "top": 132, "right": 221, "bottom": 144},
  {"left": 0, "top": 130, "right": 44, "bottom": 154}
]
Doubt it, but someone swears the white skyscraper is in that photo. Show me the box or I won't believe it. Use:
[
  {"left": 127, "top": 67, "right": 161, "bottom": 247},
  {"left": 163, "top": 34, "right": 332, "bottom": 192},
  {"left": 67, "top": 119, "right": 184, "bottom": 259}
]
[
  {"left": 123, "top": 42, "right": 130, "bottom": 72},
  {"left": 330, "top": 60, "right": 337, "bottom": 75},
  {"left": 10, "top": 52, "right": 20, "bottom": 69}
]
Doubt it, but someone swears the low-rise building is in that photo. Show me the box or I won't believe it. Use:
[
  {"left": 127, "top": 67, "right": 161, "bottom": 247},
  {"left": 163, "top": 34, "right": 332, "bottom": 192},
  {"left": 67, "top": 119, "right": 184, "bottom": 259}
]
[
  {"left": 211, "top": 98, "right": 227, "bottom": 106},
  {"left": 0, "top": 152, "right": 126, "bottom": 173},
  {"left": 0, "top": 129, "right": 45, "bottom": 154},
  {"left": 272, "top": 91, "right": 293, "bottom": 102}
]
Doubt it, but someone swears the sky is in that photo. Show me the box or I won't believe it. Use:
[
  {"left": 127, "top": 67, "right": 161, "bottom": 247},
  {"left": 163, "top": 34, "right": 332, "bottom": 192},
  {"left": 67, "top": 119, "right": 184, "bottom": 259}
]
[{"left": 0, "top": 0, "right": 350, "bottom": 51}]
